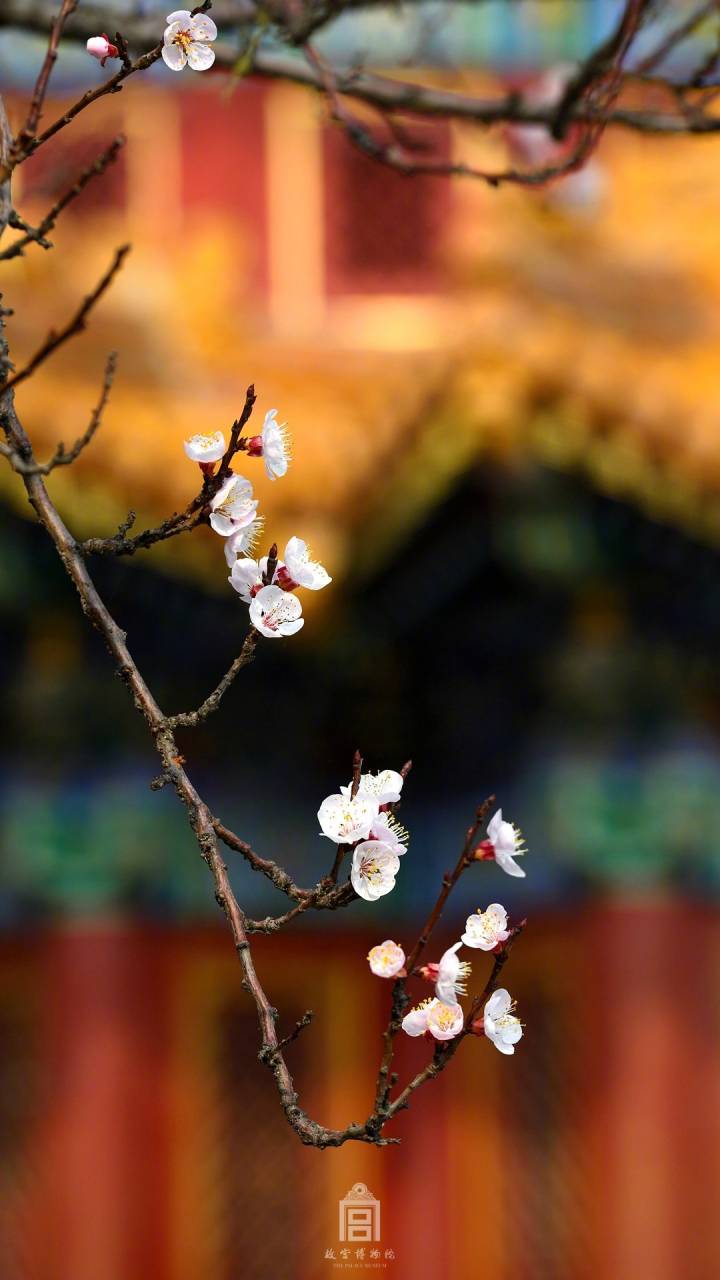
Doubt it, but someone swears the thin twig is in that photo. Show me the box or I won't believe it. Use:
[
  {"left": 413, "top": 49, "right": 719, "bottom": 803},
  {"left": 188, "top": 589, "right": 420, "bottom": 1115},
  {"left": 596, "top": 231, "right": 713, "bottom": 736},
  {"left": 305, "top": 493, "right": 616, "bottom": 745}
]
[
  {"left": 0, "top": 40, "right": 164, "bottom": 185},
  {"left": 11, "top": 0, "right": 79, "bottom": 163},
  {"left": 0, "top": 138, "right": 125, "bottom": 262},
  {"left": 0, "top": 351, "right": 117, "bottom": 475},
  {"left": 165, "top": 631, "right": 258, "bottom": 728},
  {"left": 2, "top": 246, "right": 129, "bottom": 391},
  {"left": 82, "top": 384, "right": 257, "bottom": 557}
]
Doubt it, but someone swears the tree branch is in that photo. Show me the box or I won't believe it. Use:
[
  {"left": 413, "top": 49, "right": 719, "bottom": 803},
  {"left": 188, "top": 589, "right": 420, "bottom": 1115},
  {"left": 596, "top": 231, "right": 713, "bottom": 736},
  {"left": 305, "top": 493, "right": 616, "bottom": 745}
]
[
  {"left": 165, "top": 631, "right": 258, "bottom": 728},
  {"left": 0, "top": 137, "right": 125, "bottom": 262},
  {"left": 1, "top": 245, "right": 128, "bottom": 391},
  {"left": 0, "top": 350, "right": 116, "bottom": 474}
]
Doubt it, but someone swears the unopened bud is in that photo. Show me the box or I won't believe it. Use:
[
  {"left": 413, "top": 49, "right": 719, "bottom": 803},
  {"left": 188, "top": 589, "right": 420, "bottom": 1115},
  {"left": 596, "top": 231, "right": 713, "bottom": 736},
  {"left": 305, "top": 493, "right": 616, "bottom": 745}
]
[{"left": 86, "top": 34, "right": 119, "bottom": 66}]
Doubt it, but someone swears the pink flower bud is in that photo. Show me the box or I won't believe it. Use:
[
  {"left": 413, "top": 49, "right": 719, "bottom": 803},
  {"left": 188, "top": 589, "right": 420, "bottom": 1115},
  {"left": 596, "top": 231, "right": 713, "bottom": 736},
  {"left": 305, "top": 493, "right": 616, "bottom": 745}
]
[
  {"left": 246, "top": 435, "right": 263, "bottom": 457},
  {"left": 86, "top": 35, "right": 119, "bottom": 66},
  {"left": 418, "top": 963, "right": 439, "bottom": 984}
]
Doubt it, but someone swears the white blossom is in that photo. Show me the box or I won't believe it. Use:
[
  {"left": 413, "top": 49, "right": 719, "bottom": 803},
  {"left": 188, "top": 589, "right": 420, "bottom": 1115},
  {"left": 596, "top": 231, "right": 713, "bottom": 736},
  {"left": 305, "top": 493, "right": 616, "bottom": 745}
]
[
  {"left": 253, "top": 409, "right": 291, "bottom": 481},
  {"left": 223, "top": 518, "right": 264, "bottom": 566},
  {"left": 317, "top": 794, "right": 379, "bottom": 845},
  {"left": 162, "top": 10, "right": 216, "bottom": 71},
  {"left": 86, "top": 34, "right": 118, "bottom": 65},
  {"left": 229, "top": 557, "right": 263, "bottom": 603},
  {"left": 249, "top": 584, "right": 303, "bottom": 638},
  {"left": 483, "top": 988, "right": 523, "bottom": 1055},
  {"left": 341, "top": 769, "right": 404, "bottom": 806},
  {"left": 281, "top": 537, "right": 331, "bottom": 591},
  {"left": 351, "top": 841, "right": 400, "bottom": 901},
  {"left": 435, "top": 942, "right": 471, "bottom": 1005},
  {"left": 228, "top": 555, "right": 282, "bottom": 601},
  {"left": 484, "top": 809, "right": 527, "bottom": 878},
  {"left": 402, "top": 998, "right": 463, "bottom": 1041},
  {"left": 367, "top": 940, "right": 405, "bottom": 978},
  {"left": 369, "top": 811, "right": 408, "bottom": 856},
  {"left": 461, "top": 904, "right": 510, "bottom": 951},
  {"left": 209, "top": 474, "right": 258, "bottom": 537},
  {"left": 426, "top": 999, "right": 465, "bottom": 1041},
  {"left": 184, "top": 430, "right": 226, "bottom": 464}
]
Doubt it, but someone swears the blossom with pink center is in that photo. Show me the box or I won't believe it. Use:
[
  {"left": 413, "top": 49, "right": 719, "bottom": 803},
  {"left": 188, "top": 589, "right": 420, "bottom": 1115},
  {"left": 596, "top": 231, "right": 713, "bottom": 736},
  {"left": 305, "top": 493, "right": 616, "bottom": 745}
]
[
  {"left": 229, "top": 555, "right": 283, "bottom": 602},
  {"left": 162, "top": 10, "right": 217, "bottom": 71},
  {"left": 278, "top": 537, "right": 331, "bottom": 591},
  {"left": 351, "top": 841, "right": 400, "bottom": 901},
  {"left": 434, "top": 942, "right": 472, "bottom": 1006},
  {"left": 229, "top": 557, "right": 263, "bottom": 603},
  {"left": 367, "top": 940, "right": 405, "bottom": 978},
  {"left": 402, "top": 998, "right": 463, "bottom": 1041},
  {"left": 317, "top": 793, "right": 379, "bottom": 845},
  {"left": 461, "top": 904, "right": 511, "bottom": 951},
  {"left": 86, "top": 34, "right": 119, "bottom": 65},
  {"left": 248, "top": 584, "right": 303, "bottom": 638},
  {"left": 183, "top": 430, "right": 226, "bottom": 464},
  {"left": 209, "top": 474, "right": 258, "bottom": 537},
  {"left": 483, "top": 988, "right": 523, "bottom": 1055}
]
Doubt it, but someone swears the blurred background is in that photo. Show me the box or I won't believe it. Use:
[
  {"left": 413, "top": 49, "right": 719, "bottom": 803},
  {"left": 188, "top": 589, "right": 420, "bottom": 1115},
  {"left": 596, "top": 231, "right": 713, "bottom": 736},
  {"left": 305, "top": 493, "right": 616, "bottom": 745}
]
[{"left": 2, "top": 1, "right": 720, "bottom": 1277}]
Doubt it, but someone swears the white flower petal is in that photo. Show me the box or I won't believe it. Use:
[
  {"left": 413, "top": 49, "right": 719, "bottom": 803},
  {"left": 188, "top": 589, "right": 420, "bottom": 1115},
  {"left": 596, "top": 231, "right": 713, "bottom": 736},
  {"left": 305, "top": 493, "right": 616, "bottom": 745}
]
[
  {"left": 486, "top": 809, "right": 503, "bottom": 841},
  {"left": 187, "top": 41, "right": 215, "bottom": 70},
  {"left": 166, "top": 9, "right": 192, "bottom": 22},
  {"left": 229, "top": 558, "right": 261, "bottom": 603},
  {"left": 494, "top": 1040, "right": 516, "bottom": 1055},
  {"left": 189, "top": 14, "right": 217, "bottom": 40},
  {"left": 402, "top": 1003, "right": 431, "bottom": 1037},
  {"left": 184, "top": 430, "right": 225, "bottom": 462},
  {"left": 496, "top": 851, "right": 526, "bottom": 878},
  {"left": 485, "top": 988, "right": 512, "bottom": 1019},
  {"left": 162, "top": 42, "right": 187, "bottom": 69},
  {"left": 209, "top": 511, "right": 236, "bottom": 536}
]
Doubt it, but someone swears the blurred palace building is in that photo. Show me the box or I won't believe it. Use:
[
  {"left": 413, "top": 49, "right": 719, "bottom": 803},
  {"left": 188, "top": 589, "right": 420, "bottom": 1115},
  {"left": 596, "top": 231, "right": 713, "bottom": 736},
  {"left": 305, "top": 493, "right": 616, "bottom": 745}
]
[{"left": 2, "top": 4, "right": 720, "bottom": 1278}]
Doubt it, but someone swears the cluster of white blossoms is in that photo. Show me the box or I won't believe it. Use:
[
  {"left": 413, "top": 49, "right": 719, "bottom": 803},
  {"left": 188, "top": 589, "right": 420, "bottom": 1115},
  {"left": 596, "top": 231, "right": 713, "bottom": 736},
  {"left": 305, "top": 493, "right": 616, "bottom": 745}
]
[
  {"left": 367, "top": 808, "right": 529, "bottom": 1055},
  {"left": 182, "top": 409, "right": 330, "bottom": 637},
  {"left": 318, "top": 769, "right": 407, "bottom": 902}
]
